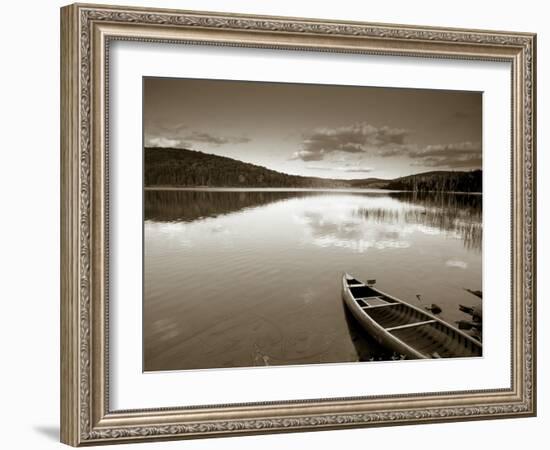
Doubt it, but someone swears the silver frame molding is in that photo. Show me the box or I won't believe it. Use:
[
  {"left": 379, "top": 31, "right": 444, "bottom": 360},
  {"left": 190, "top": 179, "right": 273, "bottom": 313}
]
[{"left": 60, "top": 3, "right": 536, "bottom": 446}]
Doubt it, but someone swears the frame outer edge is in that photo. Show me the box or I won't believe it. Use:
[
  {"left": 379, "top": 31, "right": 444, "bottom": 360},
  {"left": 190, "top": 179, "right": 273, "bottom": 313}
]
[
  {"left": 61, "top": 2, "right": 537, "bottom": 445},
  {"left": 61, "top": 4, "right": 81, "bottom": 447},
  {"left": 533, "top": 34, "right": 537, "bottom": 416},
  {"left": 528, "top": 33, "right": 536, "bottom": 416}
]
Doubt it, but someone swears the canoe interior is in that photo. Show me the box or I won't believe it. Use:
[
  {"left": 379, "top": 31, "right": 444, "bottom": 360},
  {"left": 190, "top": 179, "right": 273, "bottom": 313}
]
[
  {"left": 347, "top": 285, "right": 387, "bottom": 299},
  {"left": 390, "top": 322, "right": 480, "bottom": 358},
  {"left": 345, "top": 276, "right": 482, "bottom": 358},
  {"left": 365, "top": 303, "right": 421, "bottom": 329}
]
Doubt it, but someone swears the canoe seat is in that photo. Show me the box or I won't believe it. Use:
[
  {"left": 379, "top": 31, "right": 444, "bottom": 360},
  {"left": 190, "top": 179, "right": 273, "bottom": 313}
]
[
  {"left": 364, "top": 297, "right": 392, "bottom": 307},
  {"left": 362, "top": 302, "right": 399, "bottom": 309},
  {"left": 356, "top": 296, "right": 392, "bottom": 308},
  {"left": 385, "top": 319, "right": 437, "bottom": 332}
]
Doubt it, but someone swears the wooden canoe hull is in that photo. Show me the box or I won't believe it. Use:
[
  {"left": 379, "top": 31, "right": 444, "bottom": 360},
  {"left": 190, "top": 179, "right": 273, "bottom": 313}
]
[
  {"left": 342, "top": 274, "right": 482, "bottom": 359},
  {"left": 342, "top": 282, "right": 426, "bottom": 359}
]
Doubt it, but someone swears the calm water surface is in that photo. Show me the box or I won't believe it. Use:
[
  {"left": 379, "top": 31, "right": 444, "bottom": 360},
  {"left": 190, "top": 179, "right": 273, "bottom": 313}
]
[{"left": 144, "top": 189, "right": 482, "bottom": 371}]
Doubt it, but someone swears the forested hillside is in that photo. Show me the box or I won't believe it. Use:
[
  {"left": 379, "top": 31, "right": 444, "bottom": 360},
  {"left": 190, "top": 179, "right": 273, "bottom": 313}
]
[
  {"left": 144, "top": 147, "right": 349, "bottom": 188},
  {"left": 144, "top": 147, "right": 482, "bottom": 192},
  {"left": 385, "top": 170, "right": 482, "bottom": 193}
]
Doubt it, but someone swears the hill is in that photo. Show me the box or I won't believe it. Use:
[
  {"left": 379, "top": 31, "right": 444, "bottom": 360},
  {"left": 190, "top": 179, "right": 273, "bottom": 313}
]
[
  {"left": 385, "top": 170, "right": 482, "bottom": 193},
  {"left": 144, "top": 147, "right": 482, "bottom": 192},
  {"left": 144, "top": 147, "right": 351, "bottom": 188}
]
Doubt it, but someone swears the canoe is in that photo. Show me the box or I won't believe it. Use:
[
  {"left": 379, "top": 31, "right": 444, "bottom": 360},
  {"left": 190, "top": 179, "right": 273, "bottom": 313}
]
[{"left": 342, "top": 273, "right": 482, "bottom": 359}]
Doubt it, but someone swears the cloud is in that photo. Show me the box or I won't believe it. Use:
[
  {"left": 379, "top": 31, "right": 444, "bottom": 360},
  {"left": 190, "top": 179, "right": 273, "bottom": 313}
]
[
  {"left": 375, "top": 126, "right": 410, "bottom": 145},
  {"left": 292, "top": 122, "right": 481, "bottom": 170},
  {"left": 340, "top": 167, "right": 375, "bottom": 173},
  {"left": 147, "top": 137, "right": 183, "bottom": 148},
  {"left": 409, "top": 141, "right": 482, "bottom": 169},
  {"left": 158, "top": 122, "right": 188, "bottom": 133},
  {"left": 145, "top": 131, "right": 251, "bottom": 148},
  {"left": 446, "top": 259, "right": 468, "bottom": 269},
  {"left": 291, "top": 150, "right": 325, "bottom": 162},
  {"left": 308, "top": 165, "right": 374, "bottom": 173},
  {"left": 187, "top": 132, "right": 251, "bottom": 146},
  {"left": 291, "top": 122, "right": 410, "bottom": 161}
]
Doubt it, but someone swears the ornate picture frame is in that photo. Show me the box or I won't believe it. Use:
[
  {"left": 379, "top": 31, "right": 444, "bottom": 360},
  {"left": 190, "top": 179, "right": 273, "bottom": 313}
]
[{"left": 60, "top": 3, "right": 536, "bottom": 446}]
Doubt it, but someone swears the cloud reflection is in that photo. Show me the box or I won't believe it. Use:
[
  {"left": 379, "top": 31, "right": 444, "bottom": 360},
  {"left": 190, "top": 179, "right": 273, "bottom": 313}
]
[
  {"left": 146, "top": 190, "right": 482, "bottom": 252},
  {"left": 446, "top": 259, "right": 468, "bottom": 269},
  {"left": 295, "top": 192, "right": 481, "bottom": 252},
  {"left": 297, "top": 197, "right": 412, "bottom": 253}
]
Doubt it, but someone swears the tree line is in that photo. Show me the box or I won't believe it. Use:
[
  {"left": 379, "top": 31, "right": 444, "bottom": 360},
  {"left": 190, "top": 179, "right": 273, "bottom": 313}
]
[
  {"left": 386, "top": 170, "right": 482, "bottom": 193},
  {"left": 144, "top": 147, "right": 482, "bottom": 193},
  {"left": 144, "top": 147, "right": 349, "bottom": 188}
]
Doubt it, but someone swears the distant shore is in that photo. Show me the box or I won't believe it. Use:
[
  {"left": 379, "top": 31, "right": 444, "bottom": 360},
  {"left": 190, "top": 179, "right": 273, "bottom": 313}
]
[
  {"left": 144, "top": 186, "right": 482, "bottom": 194},
  {"left": 145, "top": 148, "right": 483, "bottom": 193},
  {"left": 144, "top": 186, "right": 396, "bottom": 193}
]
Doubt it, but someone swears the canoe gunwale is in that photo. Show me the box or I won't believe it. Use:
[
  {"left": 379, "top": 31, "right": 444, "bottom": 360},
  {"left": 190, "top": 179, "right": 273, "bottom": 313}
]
[
  {"left": 342, "top": 278, "right": 426, "bottom": 359},
  {"left": 342, "top": 273, "right": 482, "bottom": 359},
  {"left": 366, "top": 284, "right": 482, "bottom": 349}
]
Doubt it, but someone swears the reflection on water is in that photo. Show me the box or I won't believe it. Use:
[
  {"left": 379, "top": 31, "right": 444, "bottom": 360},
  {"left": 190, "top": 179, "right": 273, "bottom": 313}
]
[
  {"left": 144, "top": 189, "right": 482, "bottom": 371},
  {"left": 145, "top": 189, "right": 322, "bottom": 223},
  {"left": 145, "top": 190, "right": 481, "bottom": 251},
  {"left": 343, "top": 307, "right": 403, "bottom": 362},
  {"left": 351, "top": 193, "right": 482, "bottom": 251}
]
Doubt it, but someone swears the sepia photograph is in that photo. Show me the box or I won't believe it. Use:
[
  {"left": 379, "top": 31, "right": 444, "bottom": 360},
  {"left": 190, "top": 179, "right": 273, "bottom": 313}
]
[{"left": 143, "top": 77, "right": 483, "bottom": 372}]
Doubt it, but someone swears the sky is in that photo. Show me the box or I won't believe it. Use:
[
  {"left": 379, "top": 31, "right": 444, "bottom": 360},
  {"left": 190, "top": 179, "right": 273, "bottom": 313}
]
[{"left": 143, "top": 77, "right": 482, "bottom": 180}]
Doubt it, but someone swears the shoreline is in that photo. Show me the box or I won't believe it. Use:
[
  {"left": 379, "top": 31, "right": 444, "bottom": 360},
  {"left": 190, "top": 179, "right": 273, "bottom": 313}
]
[{"left": 144, "top": 186, "right": 482, "bottom": 195}]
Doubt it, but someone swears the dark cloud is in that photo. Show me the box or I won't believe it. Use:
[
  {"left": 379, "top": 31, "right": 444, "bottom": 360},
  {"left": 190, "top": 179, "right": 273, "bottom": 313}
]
[
  {"left": 291, "top": 123, "right": 481, "bottom": 170},
  {"left": 291, "top": 123, "right": 409, "bottom": 161},
  {"left": 291, "top": 120, "right": 481, "bottom": 170},
  {"left": 375, "top": 127, "right": 409, "bottom": 145},
  {"left": 342, "top": 168, "right": 375, "bottom": 173}
]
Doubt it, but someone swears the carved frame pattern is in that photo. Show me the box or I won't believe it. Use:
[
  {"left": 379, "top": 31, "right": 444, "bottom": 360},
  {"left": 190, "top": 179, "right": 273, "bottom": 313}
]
[{"left": 60, "top": 3, "right": 536, "bottom": 446}]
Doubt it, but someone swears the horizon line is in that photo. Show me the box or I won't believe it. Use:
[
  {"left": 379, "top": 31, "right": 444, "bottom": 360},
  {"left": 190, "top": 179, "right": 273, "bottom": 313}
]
[{"left": 144, "top": 146, "right": 483, "bottom": 182}]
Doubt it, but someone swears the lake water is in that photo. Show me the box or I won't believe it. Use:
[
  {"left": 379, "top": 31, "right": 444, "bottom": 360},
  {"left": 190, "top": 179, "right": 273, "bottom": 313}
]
[{"left": 143, "top": 189, "right": 482, "bottom": 371}]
